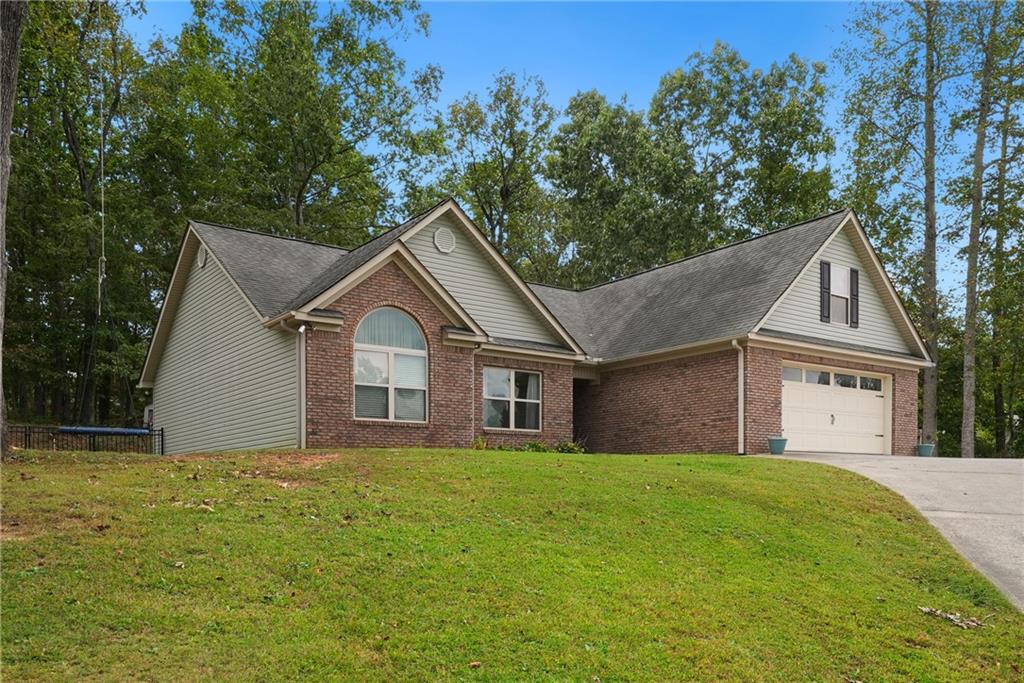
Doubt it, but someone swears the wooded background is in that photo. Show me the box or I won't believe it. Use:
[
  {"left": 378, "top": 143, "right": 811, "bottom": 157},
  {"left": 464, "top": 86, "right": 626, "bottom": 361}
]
[{"left": 3, "top": 0, "right": 1022, "bottom": 457}]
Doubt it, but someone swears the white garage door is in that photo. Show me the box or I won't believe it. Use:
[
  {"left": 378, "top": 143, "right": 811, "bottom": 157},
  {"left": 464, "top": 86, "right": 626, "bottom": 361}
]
[{"left": 781, "top": 365, "right": 888, "bottom": 454}]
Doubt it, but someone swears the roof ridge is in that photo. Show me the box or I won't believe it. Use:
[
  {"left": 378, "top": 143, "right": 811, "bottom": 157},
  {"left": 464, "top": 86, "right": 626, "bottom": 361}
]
[
  {"left": 337, "top": 197, "right": 454, "bottom": 254},
  {"left": 568, "top": 208, "right": 850, "bottom": 293},
  {"left": 189, "top": 219, "right": 350, "bottom": 251},
  {"left": 281, "top": 197, "right": 455, "bottom": 312},
  {"left": 526, "top": 281, "right": 577, "bottom": 291}
]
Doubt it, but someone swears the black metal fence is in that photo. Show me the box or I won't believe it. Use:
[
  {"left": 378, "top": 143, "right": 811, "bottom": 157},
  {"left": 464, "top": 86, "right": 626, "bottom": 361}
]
[{"left": 9, "top": 425, "right": 165, "bottom": 455}]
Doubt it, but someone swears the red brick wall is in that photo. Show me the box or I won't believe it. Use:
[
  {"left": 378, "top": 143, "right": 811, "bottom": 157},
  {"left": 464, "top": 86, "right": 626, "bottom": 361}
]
[
  {"left": 744, "top": 345, "right": 919, "bottom": 456},
  {"left": 573, "top": 350, "right": 739, "bottom": 454},
  {"left": 305, "top": 261, "right": 477, "bottom": 448},
  {"left": 473, "top": 355, "right": 573, "bottom": 449},
  {"left": 304, "top": 260, "right": 575, "bottom": 449}
]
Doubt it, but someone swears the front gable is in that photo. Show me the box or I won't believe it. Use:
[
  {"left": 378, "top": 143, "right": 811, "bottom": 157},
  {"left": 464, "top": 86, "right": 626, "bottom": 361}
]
[
  {"left": 401, "top": 207, "right": 577, "bottom": 350},
  {"left": 758, "top": 219, "right": 923, "bottom": 358}
]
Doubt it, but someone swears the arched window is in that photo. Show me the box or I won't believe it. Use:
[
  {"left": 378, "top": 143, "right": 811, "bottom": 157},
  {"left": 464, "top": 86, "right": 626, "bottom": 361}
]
[{"left": 353, "top": 307, "right": 427, "bottom": 422}]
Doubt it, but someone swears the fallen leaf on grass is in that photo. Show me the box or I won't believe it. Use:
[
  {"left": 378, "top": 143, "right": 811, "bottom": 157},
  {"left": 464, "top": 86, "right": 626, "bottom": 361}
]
[{"left": 468, "top": 661, "right": 482, "bottom": 669}]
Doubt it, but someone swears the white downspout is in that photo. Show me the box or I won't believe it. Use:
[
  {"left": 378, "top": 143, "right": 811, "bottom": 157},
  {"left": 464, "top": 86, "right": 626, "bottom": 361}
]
[
  {"left": 298, "top": 324, "right": 307, "bottom": 449},
  {"left": 732, "top": 339, "right": 745, "bottom": 455}
]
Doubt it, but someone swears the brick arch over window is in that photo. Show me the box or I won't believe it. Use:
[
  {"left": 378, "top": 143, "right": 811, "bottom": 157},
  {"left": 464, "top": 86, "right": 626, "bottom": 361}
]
[{"left": 353, "top": 306, "right": 429, "bottom": 422}]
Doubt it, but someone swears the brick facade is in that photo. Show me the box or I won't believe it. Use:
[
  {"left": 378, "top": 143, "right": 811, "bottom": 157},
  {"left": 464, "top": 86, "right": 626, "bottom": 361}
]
[
  {"left": 743, "top": 345, "right": 919, "bottom": 456},
  {"left": 304, "top": 260, "right": 574, "bottom": 449},
  {"left": 573, "top": 349, "right": 739, "bottom": 454},
  {"left": 301, "top": 258, "right": 920, "bottom": 456}
]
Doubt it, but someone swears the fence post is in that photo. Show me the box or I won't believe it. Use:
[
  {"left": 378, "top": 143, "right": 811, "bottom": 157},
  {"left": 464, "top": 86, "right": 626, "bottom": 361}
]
[
  {"left": 25, "top": 425, "right": 31, "bottom": 449},
  {"left": 159, "top": 428, "right": 165, "bottom": 455}
]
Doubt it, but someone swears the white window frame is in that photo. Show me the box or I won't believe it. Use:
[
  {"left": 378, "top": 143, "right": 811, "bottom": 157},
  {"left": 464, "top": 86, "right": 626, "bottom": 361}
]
[
  {"left": 830, "top": 265, "right": 850, "bottom": 327},
  {"left": 353, "top": 317, "right": 428, "bottom": 423},
  {"left": 482, "top": 367, "right": 542, "bottom": 432}
]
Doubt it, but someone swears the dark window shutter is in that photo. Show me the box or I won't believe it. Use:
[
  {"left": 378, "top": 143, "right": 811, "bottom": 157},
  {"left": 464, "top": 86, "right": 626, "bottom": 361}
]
[
  {"left": 850, "top": 268, "right": 859, "bottom": 328},
  {"left": 820, "top": 261, "right": 831, "bottom": 322}
]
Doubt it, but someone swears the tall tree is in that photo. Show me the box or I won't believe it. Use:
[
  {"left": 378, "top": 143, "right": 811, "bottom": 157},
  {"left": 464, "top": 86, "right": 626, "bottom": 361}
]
[
  {"left": 841, "top": 1, "right": 959, "bottom": 450},
  {"left": 427, "top": 72, "right": 557, "bottom": 266},
  {"left": 650, "top": 42, "right": 833, "bottom": 237},
  {"left": 986, "top": 33, "right": 1023, "bottom": 456},
  {"left": 546, "top": 90, "right": 709, "bottom": 287},
  {"left": 135, "top": 0, "right": 439, "bottom": 246},
  {"left": 957, "top": 0, "right": 1015, "bottom": 458},
  {"left": 1, "top": 0, "right": 29, "bottom": 453}
]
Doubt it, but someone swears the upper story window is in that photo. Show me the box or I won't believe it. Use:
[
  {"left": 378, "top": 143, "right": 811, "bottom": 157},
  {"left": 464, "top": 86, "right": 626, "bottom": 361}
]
[
  {"left": 820, "top": 261, "right": 859, "bottom": 328},
  {"left": 353, "top": 307, "right": 427, "bottom": 422},
  {"left": 483, "top": 367, "right": 541, "bottom": 431}
]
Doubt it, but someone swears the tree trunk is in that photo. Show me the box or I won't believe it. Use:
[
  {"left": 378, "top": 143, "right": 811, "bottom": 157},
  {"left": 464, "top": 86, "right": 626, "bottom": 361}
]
[
  {"left": 920, "top": 1, "right": 941, "bottom": 449},
  {"left": 1, "top": 0, "right": 29, "bottom": 454},
  {"left": 960, "top": 1, "right": 1002, "bottom": 458},
  {"left": 990, "top": 53, "right": 1016, "bottom": 458},
  {"left": 920, "top": 0, "right": 940, "bottom": 450}
]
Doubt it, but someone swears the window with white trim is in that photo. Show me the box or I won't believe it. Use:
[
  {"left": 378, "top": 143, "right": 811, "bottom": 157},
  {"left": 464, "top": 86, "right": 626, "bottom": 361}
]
[
  {"left": 483, "top": 368, "right": 541, "bottom": 431},
  {"left": 830, "top": 264, "right": 850, "bottom": 325},
  {"left": 353, "top": 308, "right": 427, "bottom": 422}
]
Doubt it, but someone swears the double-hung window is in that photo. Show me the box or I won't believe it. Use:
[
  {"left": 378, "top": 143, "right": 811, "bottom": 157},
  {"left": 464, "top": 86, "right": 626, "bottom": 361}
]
[
  {"left": 353, "top": 307, "right": 427, "bottom": 422},
  {"left": 483, "top": 368, "right": 541, "bottom": 431},
  {"left": 830, "top": 264, "right": 850, "bottom": 325}
]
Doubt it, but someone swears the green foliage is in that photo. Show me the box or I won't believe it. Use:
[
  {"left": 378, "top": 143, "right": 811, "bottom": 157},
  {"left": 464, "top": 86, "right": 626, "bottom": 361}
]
[
  {"left": 5, "top": 0, "right": 437, "bottom": 426},
  {"left": 2, "top": 448, "right": 1022, "bottom": 679},
  {"left": 555, "top": 440, "right": 586, "bottom": 454},
  {"left": 471, "top": 436, "right": 487, "bottom": 450}
]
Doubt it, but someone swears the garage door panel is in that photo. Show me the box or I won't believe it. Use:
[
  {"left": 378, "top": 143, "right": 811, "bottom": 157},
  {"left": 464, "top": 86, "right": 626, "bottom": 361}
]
[{"left": 781, "top": 365, "right": 887, "bottom": 455}]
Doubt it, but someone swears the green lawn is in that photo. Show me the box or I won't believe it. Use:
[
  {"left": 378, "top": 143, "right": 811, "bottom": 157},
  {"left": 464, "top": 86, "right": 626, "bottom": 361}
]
[{"left": 2, "top": 448, "right": 1021, "bottom": 681}]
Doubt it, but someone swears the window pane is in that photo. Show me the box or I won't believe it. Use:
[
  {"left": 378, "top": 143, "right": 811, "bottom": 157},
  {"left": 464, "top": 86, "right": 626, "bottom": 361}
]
[
  {"left": 835, "top": 373, "right": 857, "bottom": 388},
  {"left": 394, "top": 354, "right": 426, "bottom": 387},
  {"left": 355, "top": 308, "right": 426, "bottom": 350},
  {"left": 860, "top": 376, "right": 882, "bottom": 391},
  {"left": 831, "top": 295, "right": 848, "bottom": 324},
  {"left": 831, "top": 265, "right": 850, "bottom": 297},
  {"left": 484, "top": 399, "right": 510, "bottom": 428},
  {"left": 515, "top": 402, "right": 540, "bottom": 430},
  {"left": 354, "top": 350, "right": 388, "bottom": 384},
  {"left": 805, "top": 370, "right": 830, "bottom": 385},
  {"left": 394, "top": 388, "right": 426, "bottom": 421},
  {"left": 484, "top": 368, "right": 511, "bottom": 398},
  {"left": 355, "top": 385, "right": 388, "bottom": 418},
  {"left": 782, "top": 367, "right": 802, "bottom": 382},
  {"left": 514, "top": 371, "right": 540, "bottom": 400}
]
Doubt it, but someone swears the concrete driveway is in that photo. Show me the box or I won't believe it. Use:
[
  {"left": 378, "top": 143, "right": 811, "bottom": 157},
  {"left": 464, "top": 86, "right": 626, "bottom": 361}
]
[{"left": 766, "top": 453, "right": 1024, "bottom": 610}]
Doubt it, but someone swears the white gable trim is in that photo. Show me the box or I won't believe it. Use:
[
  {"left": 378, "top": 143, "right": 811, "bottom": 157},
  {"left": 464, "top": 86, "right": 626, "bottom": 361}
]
[
  {"left": 398, "top": 200, "right": 586, "bottom": 355},
  {"left": 751, "top": 211, "right": 930, "bottom": 361},
  {"left": 285, "top": 241, "right": 485, "bottom": 335},
  {"left": 138, "top": 224, "right": 266, "bottom": 388}
]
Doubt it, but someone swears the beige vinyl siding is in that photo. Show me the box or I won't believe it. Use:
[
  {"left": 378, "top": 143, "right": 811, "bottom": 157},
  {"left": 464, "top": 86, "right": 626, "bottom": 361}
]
[
  {"left": 153, "top": 253, "right": 298, "bottom": 455},
  {"left": 764, "top": 227, "right": 912, "bottom": 355},
  {"left": 404, "top": 215, "right": 559, "bottom": 344}
]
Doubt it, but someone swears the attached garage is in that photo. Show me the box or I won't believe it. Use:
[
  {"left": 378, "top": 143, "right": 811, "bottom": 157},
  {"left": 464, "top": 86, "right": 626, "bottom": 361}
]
[{"left": 780, "top": 363, "right": 889, "bottom": 454}]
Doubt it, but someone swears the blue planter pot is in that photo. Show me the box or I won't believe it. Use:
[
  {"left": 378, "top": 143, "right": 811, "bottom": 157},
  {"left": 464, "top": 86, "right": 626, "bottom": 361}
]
[
  {"left": 767, "top": 437, "right": 787, "bottom": 455},
  {"left": 917, "top": 443, "right": 936, "bottom": 457}
]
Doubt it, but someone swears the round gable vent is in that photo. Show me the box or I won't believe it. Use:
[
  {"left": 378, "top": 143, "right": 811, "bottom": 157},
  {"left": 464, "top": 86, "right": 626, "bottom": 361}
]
[{"left": 433, "top": 226, "right": 456, "bottom": 254}]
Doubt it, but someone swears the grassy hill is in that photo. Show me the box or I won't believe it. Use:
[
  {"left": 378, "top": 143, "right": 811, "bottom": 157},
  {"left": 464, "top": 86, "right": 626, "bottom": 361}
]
[{"left": 2, "top": 448, "right": 1021, "bottom": 681}]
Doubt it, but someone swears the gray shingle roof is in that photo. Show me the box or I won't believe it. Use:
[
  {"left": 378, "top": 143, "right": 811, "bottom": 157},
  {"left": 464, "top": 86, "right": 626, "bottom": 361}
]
[
  {"left": 280, "top": 201, "right": 445, "bottom": 313},
  {"left": 190, "top": 221, "right": 348, "bottom": 318},
  {"left": 190, "top": 200, "right": 449, "bottom": 319},
  {"left": 531, "top": 210, "right": 851, "bottom": 360}
]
